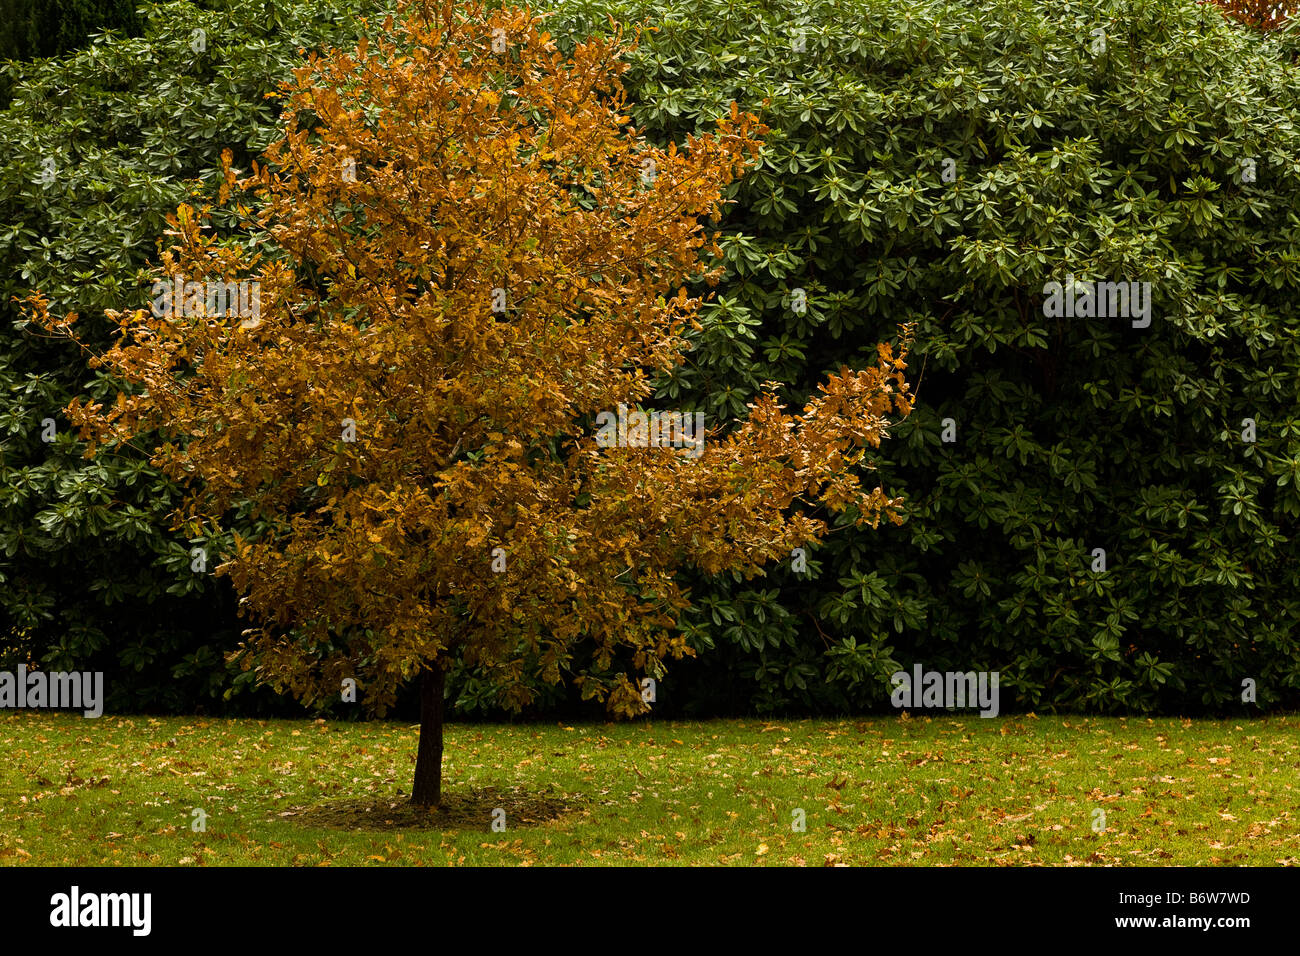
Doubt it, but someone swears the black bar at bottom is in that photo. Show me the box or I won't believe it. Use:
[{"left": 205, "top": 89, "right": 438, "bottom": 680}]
[{"left": 0, "top": 865, "right": 1280, "bottom": 943}]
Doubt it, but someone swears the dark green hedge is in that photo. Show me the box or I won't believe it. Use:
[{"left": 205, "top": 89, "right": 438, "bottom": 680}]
[{"left": 539, "top": 0, "right": 1300, "bottom": 715}]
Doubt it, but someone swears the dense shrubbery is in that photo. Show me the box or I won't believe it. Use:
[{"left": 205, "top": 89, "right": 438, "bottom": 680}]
[
  {"left": 542, "top": 0, "right": 1300, "bottom": 715},
  {"left": 4, "top": 0, "right": 1300, "bottom": 717}
]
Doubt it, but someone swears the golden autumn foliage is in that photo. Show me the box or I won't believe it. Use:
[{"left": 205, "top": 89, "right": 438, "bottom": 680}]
[
  {"left": 1202, "top": 0, "right": 1295, "bottom": 29},
  {"left": 28, "top": 0, "right": 911, "bottom": 803}
]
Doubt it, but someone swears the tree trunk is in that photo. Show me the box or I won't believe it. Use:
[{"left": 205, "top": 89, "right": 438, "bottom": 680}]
[{"left": 411, "top": 662, "right": 447, "bottom": 807}]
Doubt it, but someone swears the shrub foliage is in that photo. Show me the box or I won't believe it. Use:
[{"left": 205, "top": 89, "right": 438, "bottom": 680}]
[{"left": 541, "top": 0, "right": 1300, "bottom": 714}]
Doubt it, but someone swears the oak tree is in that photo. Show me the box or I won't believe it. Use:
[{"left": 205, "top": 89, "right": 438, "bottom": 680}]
[{"left": 31, "top": 0, "right": 911, "bottom": 805}]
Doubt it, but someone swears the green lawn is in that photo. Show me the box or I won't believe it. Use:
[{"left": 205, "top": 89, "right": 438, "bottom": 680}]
[{"left": 1, "top": 712, "right": 1296, "bottom": 866}]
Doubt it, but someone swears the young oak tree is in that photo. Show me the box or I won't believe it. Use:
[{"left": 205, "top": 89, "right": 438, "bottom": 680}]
[{"left": 31, "top": 0, "right": 912, "bottom": 806}]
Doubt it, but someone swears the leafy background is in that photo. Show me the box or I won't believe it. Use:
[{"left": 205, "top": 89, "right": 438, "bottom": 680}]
[{"left": 3, "top": 0, "right": 1299, "bottom": 718}]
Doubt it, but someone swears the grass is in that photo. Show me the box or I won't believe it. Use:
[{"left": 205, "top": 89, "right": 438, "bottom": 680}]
[{"left": 1, "top": 711, "right": 1297, "bottom": 866}]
